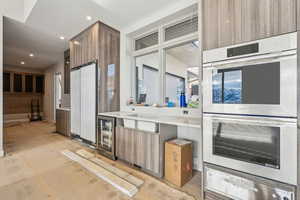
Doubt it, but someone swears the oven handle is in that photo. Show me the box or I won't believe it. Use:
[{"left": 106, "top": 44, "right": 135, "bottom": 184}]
[
  {"left": 211, "top": 117, "right": 295, "bottom": 127},
  {"left": 203, "top": 49, "right": 297, "bottom": 68}
]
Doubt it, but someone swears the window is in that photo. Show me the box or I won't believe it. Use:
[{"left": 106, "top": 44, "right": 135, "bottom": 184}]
[
  {"left": 132, "top": 13, "right": 199, "bottom": 108},
  {"left": 3, "top": 72, "right": 10, "bottom": 92},
  {"left": 135, "top": 32, "right": 158, "bottom": 51},
  {"left": 14, "top": 74, "right": 22, "bottom": 92},
  {"left": 25, "top": 75, "right": 33, "bottom": 93},
  {"left": 165, "top": 16, "right": 198, "bottom": 41},
  {"left": 165, "top": 40, "right": 200, "bottom": 107},
  {"left": 135, "top": 52, "right": 159, "bottom": 105},
  {"left": 36, "top": 75, "right": 44, "bottom": 93}
]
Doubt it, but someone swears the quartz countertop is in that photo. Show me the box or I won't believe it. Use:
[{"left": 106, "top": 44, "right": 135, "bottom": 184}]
[
  {"left": 56, "top": 107, "right": 71, "bottom": 111},
  {"left": 98, "top": 111, "right": 201, "bottom": 129}
]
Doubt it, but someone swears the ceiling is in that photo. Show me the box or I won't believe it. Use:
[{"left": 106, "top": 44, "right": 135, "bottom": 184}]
[
  {"left": 167, "top": 41, "right": 200, "bottom": 69},
  {"left": 3, "top": 0, "right": 197, "bottom": 69}
]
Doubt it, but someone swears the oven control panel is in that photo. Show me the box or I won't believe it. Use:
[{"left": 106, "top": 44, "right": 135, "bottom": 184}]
[{"left": 204, "top": 165, "right": 295, "bottom": 200}]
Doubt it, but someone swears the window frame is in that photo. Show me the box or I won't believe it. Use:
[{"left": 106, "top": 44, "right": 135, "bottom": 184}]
[{"left": 131, "top": 14, "right": 199, "bottom": 107}]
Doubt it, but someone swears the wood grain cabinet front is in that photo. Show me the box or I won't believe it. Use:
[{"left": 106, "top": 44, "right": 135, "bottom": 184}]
[
  {"left": 69, "top": 21, "right": 120, "bottom": 113},
  {"left": 203, "top": 0, "right": 297, "bottom": 50},
  {"left": 116, "top": 123, "right": 177, "bottom": 178},
  {"left": 56, "top": 109, "right": 70, "bottom": 137}
]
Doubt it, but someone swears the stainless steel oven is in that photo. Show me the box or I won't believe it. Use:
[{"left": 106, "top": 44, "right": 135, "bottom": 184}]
[
  {"left": 203, "top": 32, "right": 297, "bottom": 117},
  {"left": 97, "top": 115, "right": 116, "bottom": 160},
  {"left": 203, "top": 114, "right": 298, "bottom": 185}
]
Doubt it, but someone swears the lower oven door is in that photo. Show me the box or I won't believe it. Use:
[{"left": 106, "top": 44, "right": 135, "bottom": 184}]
[
  {"left": 203, "top": 114, "right": 297, "bottom": 185},
  {"left": 203, "top": 50, "right": 297, "bottom": 117}
]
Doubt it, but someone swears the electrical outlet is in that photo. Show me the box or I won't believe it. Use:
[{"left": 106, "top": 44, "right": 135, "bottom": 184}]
[{"left": 183, "top": 110, "right": 189, "bottom": 115}]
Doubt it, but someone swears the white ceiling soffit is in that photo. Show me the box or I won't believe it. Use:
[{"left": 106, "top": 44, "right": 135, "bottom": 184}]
[
  {"left": 121, "top": 0, "right": 198, "bottom": 34},
  {"left": 4, "top": 17, "right": 65, "bottom": 69}
]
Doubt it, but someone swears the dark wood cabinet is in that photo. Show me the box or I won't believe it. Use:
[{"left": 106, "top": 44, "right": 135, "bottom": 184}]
[
  {"left": 64, "top": 49, "right": 70, "bottom": 94},
  {"left": 35, "top": 75, "right": 44, "bottom": 93},
  {"left": 3, "top": 72, "right": 10, "bottom": 92},
  {"left": 70, "top": 21, "right": 120, "bottom": 113},
  {"left": 56, "top": 109, "right": 70, "bottom": 137},
  {"left": 203, "top": 0, "right": 297, "bottom": 50}
]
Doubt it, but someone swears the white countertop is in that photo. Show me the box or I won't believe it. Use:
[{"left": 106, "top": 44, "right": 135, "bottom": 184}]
[
  {"left": 98, "top": 111, "right": 201, "bottom": 129},
  {"left": 56, "top": 107, "right": 71, "bottom": 111}
]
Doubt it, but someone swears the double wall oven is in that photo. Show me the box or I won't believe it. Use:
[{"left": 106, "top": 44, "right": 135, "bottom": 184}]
[{"left": 202, "top": 32, "right": 298, "bottom": 186}]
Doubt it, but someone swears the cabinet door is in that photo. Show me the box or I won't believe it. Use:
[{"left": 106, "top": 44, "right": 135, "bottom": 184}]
[
  {"left": 56, "top": 110, "right": 63, "bottom": 133},
  {"left": 70, "top": 23, "right": 99, "bottom": 68},
  {"left": 203, "top": 0, "right": 242, "bottom": 50},
  {"left": 144, "top": 132, "right": 160, "bottom": 174},
  {"left": 116, "top": 127, "right": 135, "bottom": 163},
  {"left": 203, "top": 0, "right": 296, "bottom": 50},
  {"left": 135, "top": 130, "right": 146, "bottom": 168},
  {"left": 80, "top": 63, "right": 96, "bottom": 143},
  {"left": 242, "top": 0, "right": 296, "bottom": 42}
]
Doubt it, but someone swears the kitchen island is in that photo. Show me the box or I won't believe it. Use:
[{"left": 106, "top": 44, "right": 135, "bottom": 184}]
[{"left": 98, "top": 111, "right": 202, "bottom": 177}]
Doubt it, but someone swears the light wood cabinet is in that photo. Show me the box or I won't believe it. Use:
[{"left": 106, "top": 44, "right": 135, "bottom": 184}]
[
  {"left": 203, "top": 0, "right": 242, "bottom": 50},
  {"left": 70, "top": 21, "right": 120, "bottom": 113},
  {"left": 116, "top": 121, "right": 177, "bottom": 177},
  {"left": 203, "top": 0, "right": 297, "bottom": 50}
]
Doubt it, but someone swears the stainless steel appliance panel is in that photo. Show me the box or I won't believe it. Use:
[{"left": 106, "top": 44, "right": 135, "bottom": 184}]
[{"left": 204, "top": 164, "right": 296, "bottom": 200}]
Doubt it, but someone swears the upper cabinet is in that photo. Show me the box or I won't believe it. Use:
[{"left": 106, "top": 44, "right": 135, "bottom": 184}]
[
  {"left": 203, "top": 0, "right": 297, "bottom": 50},
  {"left": 70, "top": 23, "right": 99, "bottom": 68},
  {"left": 69, "top": 21, "right": 120, "bottom": 113}
]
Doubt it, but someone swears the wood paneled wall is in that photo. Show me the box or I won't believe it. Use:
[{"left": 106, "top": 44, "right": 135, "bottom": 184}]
[
  {"left": 4, "top": 93, "right": 43, "bottom": 114},
  {"left": 4, "top": 71, "right": 44, "bottom": 115}
]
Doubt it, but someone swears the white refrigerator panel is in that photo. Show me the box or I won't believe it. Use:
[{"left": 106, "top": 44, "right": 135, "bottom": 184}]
[
  {"left": 80, "top": 63, "right": 96, "bottom": 143},
  {"left": 70, "top": 70, "right": 81, "bottom": 136}
]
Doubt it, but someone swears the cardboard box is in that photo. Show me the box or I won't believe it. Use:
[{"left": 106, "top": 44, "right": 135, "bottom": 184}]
[{"left": 164, "top": 139, "right": 193, "bottom": 187}]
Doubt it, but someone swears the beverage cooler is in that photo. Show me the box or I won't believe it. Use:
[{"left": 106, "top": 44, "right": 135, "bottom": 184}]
[{"left": 97, "top": 116, "right": 116, "bottom": 160}]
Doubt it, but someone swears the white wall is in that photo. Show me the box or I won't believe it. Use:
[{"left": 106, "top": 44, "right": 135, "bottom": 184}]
[
  {"left": 43, "top": 58, "right": 70, "bottom": 122},
  {"left": 0, "top": 15, "right": 4, "bottom": 157}
]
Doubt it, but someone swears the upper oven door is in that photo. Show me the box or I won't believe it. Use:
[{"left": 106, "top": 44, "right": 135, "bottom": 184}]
[
  {"left": 203, "top": 114, "right": 298, "bottom": 185},
  {"left": 203, "top": 50, "right": 297, "bottom": 117}
]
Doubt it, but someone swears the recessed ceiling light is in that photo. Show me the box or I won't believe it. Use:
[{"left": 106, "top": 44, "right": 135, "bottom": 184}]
[
  {"left": 86, "top": 16, "right": 92, "bottom": 21},
  {"left": 20, "top": 61, "right": 25, "bottom": 65},
  {"left": 60, "top": 36, "right": 65, "bottom": 40},
  {"left": 29, "top": 53, "right": 34, "bottom": 57}
]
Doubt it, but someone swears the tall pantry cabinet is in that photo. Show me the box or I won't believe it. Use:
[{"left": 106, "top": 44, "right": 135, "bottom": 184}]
[{"left": 69, "top": 22, "right": 120, "bottom": 143}]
